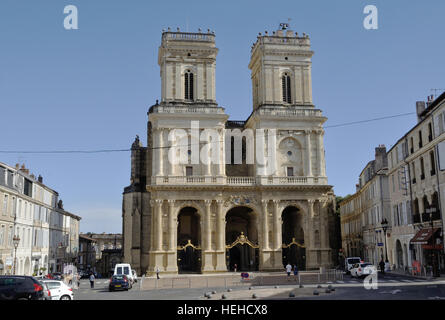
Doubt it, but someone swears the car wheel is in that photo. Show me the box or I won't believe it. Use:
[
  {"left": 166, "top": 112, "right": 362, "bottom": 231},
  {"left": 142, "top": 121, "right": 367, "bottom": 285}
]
[{"left": 60, "top": 295, "right": 71, "bottom": 300}]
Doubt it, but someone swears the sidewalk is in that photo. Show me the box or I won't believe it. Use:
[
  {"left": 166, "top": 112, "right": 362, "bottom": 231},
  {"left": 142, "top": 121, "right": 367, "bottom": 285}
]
[{"left": 387, "top": 269, "right": 445, "bottom": 281}]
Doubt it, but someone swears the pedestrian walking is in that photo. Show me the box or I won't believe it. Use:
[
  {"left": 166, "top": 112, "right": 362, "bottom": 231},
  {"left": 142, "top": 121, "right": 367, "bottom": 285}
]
[
  {"left": 156, "top": 267, "right": 160, "bottom": 280},
  {"left": 293, "top": 265, "right": 298, "bottom": 281},
  {"left": 89, "top": 273, "right": 95, "bottom": 288},
  {"left": 286, "top": 263, "right": 292, "bottom": 280},
  {"left": 234, "top": 264, "right": 237, "bottom": 273},
  {"left": 379, "top": 259, "right": 385, "bottom": 276}
]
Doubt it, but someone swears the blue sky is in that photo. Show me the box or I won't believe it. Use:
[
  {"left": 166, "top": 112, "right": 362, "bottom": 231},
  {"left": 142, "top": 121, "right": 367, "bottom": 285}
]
[{"left": 0, "top": 0, "right": 444, "bottom": 233}]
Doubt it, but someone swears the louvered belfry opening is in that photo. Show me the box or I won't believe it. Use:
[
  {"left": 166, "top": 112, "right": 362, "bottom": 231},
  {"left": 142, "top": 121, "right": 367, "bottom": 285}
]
[
  {"left": 184, "top": 70, "right": 194, "bottom": 100},
  {"left": 282, "top": 73, "right": 291, "bottom": 103}
]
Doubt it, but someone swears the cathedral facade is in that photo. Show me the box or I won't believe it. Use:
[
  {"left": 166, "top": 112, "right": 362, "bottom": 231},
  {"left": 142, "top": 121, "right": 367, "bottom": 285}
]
[{"left": 122, "top": 26, "right": 335, "bottom": 275}]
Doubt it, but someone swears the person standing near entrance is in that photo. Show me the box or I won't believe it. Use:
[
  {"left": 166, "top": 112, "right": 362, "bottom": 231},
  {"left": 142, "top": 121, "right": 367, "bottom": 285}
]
[
  {"left": 156, "top": 267, "right": 160, "bottom": 280},
  {"left": 293, "top": 265, "right": 298, "bottom": 281},
  {"left": 89, "top": 272, "right": 95, "bottom": 288},
  {"left": 286, "top": 263, "right": 292, "bottom": 280}
]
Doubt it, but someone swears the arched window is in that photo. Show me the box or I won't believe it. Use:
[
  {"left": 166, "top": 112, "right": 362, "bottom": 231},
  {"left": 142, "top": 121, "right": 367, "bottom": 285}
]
[
  {"left": 184, "top": 70, "right": 194, "bottom": 101},
  {"left": 282, "top": 73, "right": 291, "bottom": 103}
]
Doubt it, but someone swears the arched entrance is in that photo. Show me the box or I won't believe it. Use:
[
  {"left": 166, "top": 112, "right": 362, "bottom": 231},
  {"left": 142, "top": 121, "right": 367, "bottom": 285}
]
[
  {"left": 177, "top": 207, "right": 201, "bottom": 273},
  {"left": 281, "top": 206, "right": 306, "bottom": 270},
  {"left": 396, "top": 240, "right": 404, "bottom": 268},
  {"left": 225, "top": 206, "right": 259, "bottom": 271}
]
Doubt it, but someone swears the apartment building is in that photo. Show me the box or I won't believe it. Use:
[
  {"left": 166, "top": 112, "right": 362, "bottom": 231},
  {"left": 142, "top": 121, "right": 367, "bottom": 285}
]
[
  {"left": 340, "top": 146, "right": 391, "bottom": 265},
  {"left": 387, "top": 93, "right": 445, "bottom": 276},
  {"left": 0, "top": 162, "right": 80, "bottom": 276}
]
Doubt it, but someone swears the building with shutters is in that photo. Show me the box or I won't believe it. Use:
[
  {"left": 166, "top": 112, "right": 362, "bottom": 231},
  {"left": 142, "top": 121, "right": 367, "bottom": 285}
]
[
  {"left": 386, "top": 92, "right": 445, "bottom": 276},
  {"left": 0, "top": 162, "right": 80, "bottom": 276},
  {"left": 339, "top": 146, "right": 391, "bottom": 265},
  {"left": 340, "top": 93, "right": 445, "bottom": 276},
  {"left": 122, "top": 25, "right": 336, "bottom": 275}
]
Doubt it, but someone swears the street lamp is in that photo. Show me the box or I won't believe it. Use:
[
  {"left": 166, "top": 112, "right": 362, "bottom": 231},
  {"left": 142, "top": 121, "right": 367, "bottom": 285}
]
[
  {"left": 13, "top": 235, "right": 20, "bottom": 275},
  {"left": 380, "top": 219, "right": 389, "bottom": 262}
]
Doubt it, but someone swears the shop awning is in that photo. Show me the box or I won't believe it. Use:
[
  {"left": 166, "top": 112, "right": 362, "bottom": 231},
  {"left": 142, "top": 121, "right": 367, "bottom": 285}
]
[{"left": 410, "top": 228, "right": 440, "bottom": 244}]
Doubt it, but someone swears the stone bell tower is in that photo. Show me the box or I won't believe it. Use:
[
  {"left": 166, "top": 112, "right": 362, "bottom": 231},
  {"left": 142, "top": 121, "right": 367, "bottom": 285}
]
[
  {"left": 248, "top": 24, "right": 314, "bottom": 110},
  {"left": 158, "top": 27, "right": 218, "bottom": 104}
]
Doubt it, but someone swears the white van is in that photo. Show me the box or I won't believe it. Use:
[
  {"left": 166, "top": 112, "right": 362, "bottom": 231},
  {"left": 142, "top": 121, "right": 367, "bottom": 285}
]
[
  {"left": 114, "top": 264, "right": 134, "bottom": 286},
  {"left": 345, "top": 257, "right": 361, "bottom": 274}
]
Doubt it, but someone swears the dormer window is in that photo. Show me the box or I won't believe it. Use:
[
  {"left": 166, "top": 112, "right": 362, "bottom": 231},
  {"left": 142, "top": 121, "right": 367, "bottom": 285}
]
[
  {"left": 184, "top": 70, "right": 194, "bottom": 101},
  {"left": 282, "top": 73, "right": 291, "bottom": 103}
]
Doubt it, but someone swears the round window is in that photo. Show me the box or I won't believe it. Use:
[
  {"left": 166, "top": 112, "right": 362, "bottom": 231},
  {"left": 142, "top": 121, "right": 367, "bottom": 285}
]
[{"left": 287, "top": 151, "right": 292, "bottom": 156}]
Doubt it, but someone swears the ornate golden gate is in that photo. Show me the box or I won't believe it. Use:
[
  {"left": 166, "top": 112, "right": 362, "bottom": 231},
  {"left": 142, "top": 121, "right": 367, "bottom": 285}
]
[
  {"left": 282, "top": 237, "right": 306, "bottom": 270},
  {"left": 226, "top": 232, "right": 259, "bottom": 271},
  {"left": 177, "top": 240, "right": 201, "bottom": 273}
]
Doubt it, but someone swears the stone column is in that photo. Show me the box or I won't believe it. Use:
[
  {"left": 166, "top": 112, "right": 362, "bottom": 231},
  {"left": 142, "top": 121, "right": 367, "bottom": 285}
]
[
  {"left": 148, "top": 199, "right": 164, "bottom": 274},
  {"left": 318, "top": 200, "right": 331, "bottom": 268},
  {"left": 317, "top": 130, "right": 326, "bottom": 177},
  {"left": 219, "top": 129, "right": 225, "bottom": 176},
  {"left": 272, "top": 200, "right": 283, "bottom": 269},
  {"left": 204, "top": 200, "right": 212, "bottom": 251},
  {"left": 261, "top": 200, "right": 270, "bottom": 250},
  {"left": 202, "top": 200, "right": 214, "bottom": 272},
  {"left": 166, "top": 200, "right": 177, "bottom": 273},
  {"left": 159, "top": 129, "right": 164, "bottom": 176},
  {"left": 215, "top": 200, "right": 226, "bottom": 271},
  {"left": 260, "top": 200, "right": 273, "bottom": 270},
  {"left": 306, "top": 199, "right": 318, "bottom": 269},
  {"left": 305, "top": 130, "right": 312, "bottom": 177},
  {"left": 319, "top": 201, "right": 327, "bottom": 248},
  {"left": 167, "top": 200, "right": 176, "bottom": 251},
  {"left": 154, "top": 199, "right": 163, "bottom": 251},
  {"left": 273, "top": 200, "right": 281, "bottom": 250}
]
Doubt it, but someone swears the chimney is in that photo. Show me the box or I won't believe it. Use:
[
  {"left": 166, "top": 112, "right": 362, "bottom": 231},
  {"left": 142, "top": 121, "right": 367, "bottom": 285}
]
[
  {"left": 426, "top": 95, "right": 435, "bottom": 108},
  {"left": 375, "top": 144, "right": 387, "bottom": 171},
  {"left": 38, "top": 175, "right": 43, "bottom": 183},
  {"left": 416, "top": 101, "right": 426, "bottom": 122}
]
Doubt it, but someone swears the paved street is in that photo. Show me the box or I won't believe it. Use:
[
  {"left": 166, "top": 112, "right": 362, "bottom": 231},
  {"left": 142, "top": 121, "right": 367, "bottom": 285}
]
[{"left": 73, "top": 273, "right": 445, "bottom": 300}]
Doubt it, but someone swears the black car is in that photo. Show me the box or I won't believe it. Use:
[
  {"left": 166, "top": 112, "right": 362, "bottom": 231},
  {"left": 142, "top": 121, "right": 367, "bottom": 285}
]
[
  {"left": 109, "top": 275, "right": 130, "bottom": 291},
  {"left": 0, "top": 276, "right": 45, "bottom": 300}
]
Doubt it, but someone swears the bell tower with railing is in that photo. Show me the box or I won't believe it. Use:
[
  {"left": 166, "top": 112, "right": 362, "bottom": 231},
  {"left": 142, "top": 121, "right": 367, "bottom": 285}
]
[
  {"left": 249, "top": 23, "right": 314, "bottom": 110},
  {"left": 158, "top": 28, "right": 218, "bottom": 105}
]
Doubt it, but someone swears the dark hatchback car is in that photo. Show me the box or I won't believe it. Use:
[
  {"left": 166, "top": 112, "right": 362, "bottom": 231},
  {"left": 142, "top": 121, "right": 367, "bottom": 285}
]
[
  {"left": 0, "top": 276, "right": 45, "bottom": 300},
  {"left": 109, "top": 275, "right": 130, "bottom": 292}
]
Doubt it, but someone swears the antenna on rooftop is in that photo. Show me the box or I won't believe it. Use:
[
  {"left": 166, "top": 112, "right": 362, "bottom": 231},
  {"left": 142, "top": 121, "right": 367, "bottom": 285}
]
[{"left": 431, "top": 89, "right": 445, "bottom": 99}]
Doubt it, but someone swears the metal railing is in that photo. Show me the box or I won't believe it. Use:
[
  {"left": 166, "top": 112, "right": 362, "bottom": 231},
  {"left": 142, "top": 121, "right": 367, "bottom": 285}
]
[{"left": 139, "top": 269, "right": 344, "bottom": 291}]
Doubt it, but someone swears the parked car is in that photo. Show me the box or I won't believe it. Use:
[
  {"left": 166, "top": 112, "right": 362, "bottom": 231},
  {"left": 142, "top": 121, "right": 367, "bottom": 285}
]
[
  {"left": 114, "top": 263, "right": 134, "bottom": 286},
  {"left": 350, "top": 263, "right": 377, "bottom": 278},
  {"left": 48, "top": 272, "right": 63, "bottom": 280},
  {"left": 345, "top": 257, "right": 362, "bottom": 274},
  {"left": 41, "top": 280, "right": 74, "bottom": 300},
  {"left": 39, "top": 281, "right": 52, "bottom": 300},
  {"left": 109, "top": 275, "right": 130, "bottom": 291},
  {"left": 0, "top": 276, "right": 45, "bottom": 300}
]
